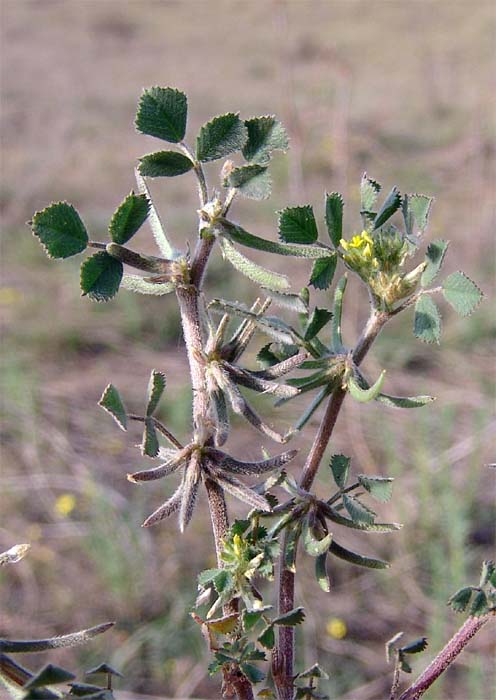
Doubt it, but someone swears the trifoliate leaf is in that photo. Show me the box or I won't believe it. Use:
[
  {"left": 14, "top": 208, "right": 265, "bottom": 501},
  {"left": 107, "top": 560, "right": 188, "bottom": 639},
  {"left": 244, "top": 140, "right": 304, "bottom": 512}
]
[
  {"left": 109, "top": 193, "right": 150, "bottom": 244},
  {"left": 80, "top": 251, "right": 123, "bottom": 302},
  {"left": 272, "top": 607, "right": 305, "bottom": 626},
  {"left": 447, "top": 587, "right": 473, "bottom": 612},
  {"left": 141, "top": 418, "right": 159, "bottom": 457},
  {"left": 135, "top": 87, "right": 187, "bottom": 143},
  {"left": 240, "top": 663, "right": 265, "bottom": 684},
  {"left": 421, "top": 240, "right": 449, "bottom": 286},
  {"left": 373, "top": 187, "right": 401, "bottom": 230},
  {"left": 196, "top": 113, "right": 247, "bottom": 162},
  {"left": 325, "top": 192, "right": 344, "bottom": 246},
  {"left": 442, "top": 271, "right": 483, "bottom": 317},
  {"left": 146, "top": 370, "right": 166, "bottom": 416},
  {"left": 358, "top": 475, "right": 394, "bottom": 502},
  {"left": 243, "top": 116, "right": 288, "bottom": 164},
  {"left": 99, "top": 384, "right": 127, "bottom": 431},
  {"left": 343, "top": 494, "right": 376, "bottom": 524},
  {"left": 279, "top": 205, "right": 318, "bottom": 244},
  {"left": 138, "top": 151, "right": 194, "bottom": 177},
  {"left": 329, "top": 454, "right": 350, "bottom": 489},
  {"left": 315, "top": 552, "right": 331, "bottom": 592},
  {"left": 469, "top": 590, "right": 489, "bottom": 617},
  {"left": 31, "top": 202, "right": 88, "bottom": 259},
  {"left": 328, "top": 540, "right": 389, "bottom": 569},
  {"left": 304, "top": 308, "right": 333, "bottom": 341},
  {"left": 310, "top": 255, "right": 337, "bottom": 290},
  {"left": 401, "top": 638, "right": 428, "bottom": 655},
  {"left": 414, "top": 295, "right": 441, "bottom": 344},
  {"left": 347, "top": 370, "right": 386, "bottom": 402},
  {"left": 219, "top": 237, "right": 290, "bottom": 291},
  {"left": 375, "top": 393, "right": 435, "bottom": 409},
  {"left": 23, "top": 664, "right": 76, "bottom": 688},
  {"left": 224, "top": 164, "right": 272, "bottom": 200},
  {"left": 257, "top": 625, "right": 275, "bottom": 649}
]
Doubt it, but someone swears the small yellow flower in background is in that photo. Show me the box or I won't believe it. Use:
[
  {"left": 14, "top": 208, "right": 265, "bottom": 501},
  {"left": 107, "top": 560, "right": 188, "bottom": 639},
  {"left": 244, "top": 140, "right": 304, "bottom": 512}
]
[
  {"left": 54, "top": 493, "right": 77, "bottom": 517},
  {"left": 326, "top": 617, "right": 347, "bottom": 639}
]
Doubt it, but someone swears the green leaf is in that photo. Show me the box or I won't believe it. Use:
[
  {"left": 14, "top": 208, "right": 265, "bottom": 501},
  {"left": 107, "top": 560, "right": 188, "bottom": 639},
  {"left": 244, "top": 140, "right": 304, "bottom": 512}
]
[
  {"left": 138, "top": 151, "right": 194, "bottom": 177},
  {"left": 330, "top": 454, "right": 350, "bottom": 489},
  {"left": 272, "top": 607, "right": 305, "bottom": 626},
  {"left": 219, "top": 238, "right": 290, "bottom": 291},
  {"left": 375, "top": 393, "right": 435, "bottom": 409},
  {"left": 220, "top": 219, "right": 332, "bottom": 258},
  {"left": 328, "top": 540, "right": 389, "bottom": 569},
  {"left": 360, "top": 174, "right": 381, "bottom": 213},
  {"left": 135, "top": 86, "right": 187, "bottom": 143},
  {"left": 22, "top": 689, "right": 59, "bottom": 699},
  {"left": 401, "top": 638, "right": 428, "bottom": 655},
  {"left": 302, "top": 519, "right": 332, "bottom": 557},
  {"left": 196, "top": 113, "right": 247, "bottom": 162},
  {"left": 284, "top": 521, "right": 302, "bottom": 572},
  {"left": 343, "top": 494, "right": 376, "bottom": 524},
  {"left": 331, "top": 274, "right": 348, "bottom": 351},
  {"left": 304, "top": 308, "right": 333, "bottom": 341},
  {"left": 141, "top": 419, "right": 159, "bottom": 457},
  {"left": 315, "top": 552, "right": 330, "bottom": 592},
  {"left": 80, "top": 251, "right": 123, "bottom": 302},
  {"left": 85, "top": 663, "right": 122, "bottom": 678},
  {"left": 31, "top": 202, "right": 88, "bottom": 259},
  {"left": 479, "top": 560, "right": 495, "bottom": 588},
  {"left": 358, "top": 475, "right": 393, "bottom": 502},
  {"left": 400, "top": 656, "right": 413, "bottom": 674},
  {"left": 120, "top": 274, "right": 175, "bottom": 296},
  {"left": 447, "top": 587, "right": 473, "bottom": 613},
  {"left": 421, "top": 240, "right": 449, "bottom": 286},
  {"left": 109, "top": 193, "right": 150, "bottom": 244},
  {"left": 414, "top": 295, "right": 442, "bottom": 344},
  {"left": 146, "top": 370, "right": 166, "bottom": 416},
  {"left": 243, "top": 116, "right": 288, "bottom": 164},
  {"left": 407, "top": 194, "right": 434, "bottom": 234},
  {"left": 24, "top": 664, "right": 76, "bottom": 688},
  {"left": 373, "top": 187, "right": 401, "bottom": 230},
  {"left": 322, "top": 503, "right": 401, "bottom": 532},
  {"left": 240, "top": 662, "right": 265, "bottom": 684},
  {"left": 99, "top": 384, "right": 127, "bottom": 430},
  {"left": 279, "top": 206, "right": 318, "bottom": 244},
  {"left": 442, "top": 271, "right": 483, "bottom": 317},
  {"left": 297, "top": 663, "right": 329, "bottom": 680},
  {"left": 469, "top": 590, "right": 489, "bottom": 617},
  {"left": 325, "top": 192, "right": 344, "bottom": 247},
  {"left": 198, "top": 568, "right": 222, "bottom": 587},
  {"left": 347, "top": 370, "right": 386, "bottom": 403},
  {"left": 224, "top": 164, "right": 272, "bottom": 200},
  {"left": 243, "top": 609, "right": 269, "bottom": 632},
  {"left": 310, "top": 255, "right": 337, "bottom": 290},
  {"left": 257, "top": 625, "right": 275, "bottom": 649}
]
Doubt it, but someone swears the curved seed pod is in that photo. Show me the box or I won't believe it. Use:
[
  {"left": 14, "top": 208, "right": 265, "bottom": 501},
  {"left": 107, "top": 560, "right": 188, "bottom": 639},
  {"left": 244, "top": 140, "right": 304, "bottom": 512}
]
[
  {"left": 223, "top": 379, "right": 288, "bottom": 443},
  {"left": 205, "top": 464, "right": 272, "bottom": 512},
  {"left": 128, "top": 445, "right": 193, "bottom": 483},
  {"left": 204, "top": 447, "right": 297, "bottom": 475},
  {"left": 225, "top": 363, "right": 300, "bottom": 398},
  {"left": 179, "top": 450, "right": 202, "bottom": 532},
  {"left": 142, "top": 483, "right": 184, "bottom": 527},
  {"left": 0, "top": 623, "right": 114, "bottom": 653}
]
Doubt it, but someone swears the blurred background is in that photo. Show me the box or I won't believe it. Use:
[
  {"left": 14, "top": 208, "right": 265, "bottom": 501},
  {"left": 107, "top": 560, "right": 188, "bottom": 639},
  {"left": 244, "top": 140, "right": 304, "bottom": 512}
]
[{"left": 1, "top": 1, "right": 495, "bottom": 698}]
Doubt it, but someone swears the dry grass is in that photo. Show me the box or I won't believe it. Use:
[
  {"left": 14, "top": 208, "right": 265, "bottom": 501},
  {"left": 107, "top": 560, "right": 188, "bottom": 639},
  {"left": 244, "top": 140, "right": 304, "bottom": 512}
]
[{"left": 1, "top": 1, "right": 495, "bottom": 699}]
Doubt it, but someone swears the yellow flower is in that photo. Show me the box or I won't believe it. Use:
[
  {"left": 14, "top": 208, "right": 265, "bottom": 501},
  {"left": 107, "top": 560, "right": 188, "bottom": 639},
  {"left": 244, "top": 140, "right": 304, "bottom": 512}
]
[
  {"left": 326, "top": 617, "right": 347, "bottom": 639},
  {"left": 54, "top": 493, "right": 76, "bottom": 517}
]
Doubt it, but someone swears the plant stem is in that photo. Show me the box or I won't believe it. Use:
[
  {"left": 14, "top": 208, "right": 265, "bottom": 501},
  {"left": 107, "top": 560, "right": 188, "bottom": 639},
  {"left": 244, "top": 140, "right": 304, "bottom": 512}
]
[
  {"left": 396, "top": 613, "right": 494, "bottom": 700},
  {"left": 274, "top": 308, "right": 389, "bottom": 700}
]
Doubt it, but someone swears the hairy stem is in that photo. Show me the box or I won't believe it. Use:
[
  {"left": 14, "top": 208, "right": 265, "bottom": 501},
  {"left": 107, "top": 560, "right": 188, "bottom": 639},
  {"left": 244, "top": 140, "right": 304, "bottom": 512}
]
[
  {"left": 274, "top": 308, "right": 389, "bottom": 700},
  {"left": 397, "top": 613, "right": 494, "bottom": 700}
]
